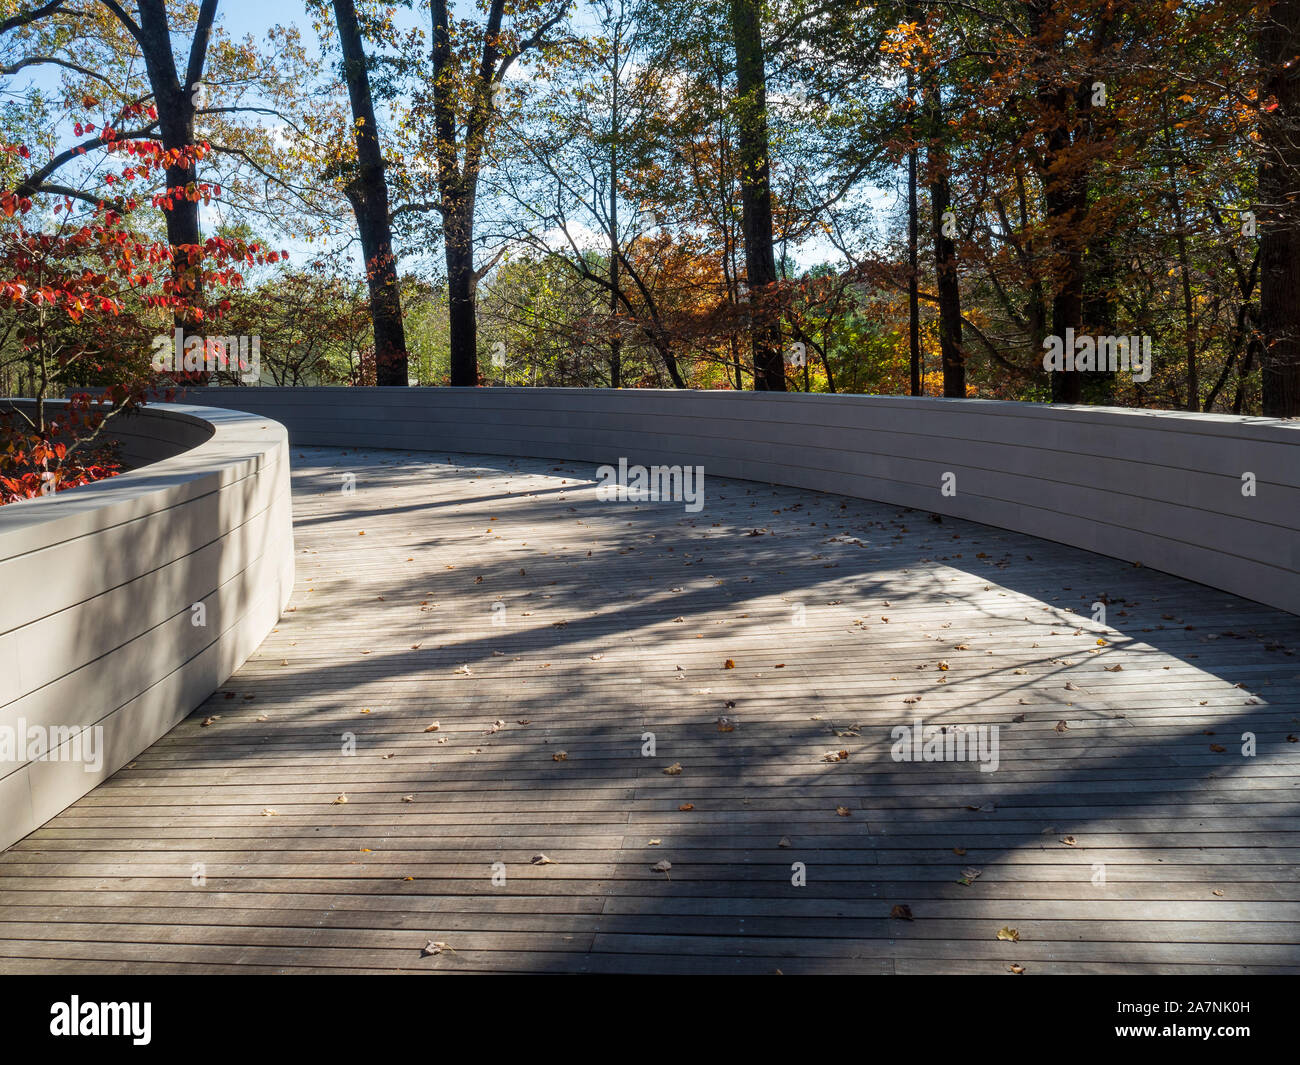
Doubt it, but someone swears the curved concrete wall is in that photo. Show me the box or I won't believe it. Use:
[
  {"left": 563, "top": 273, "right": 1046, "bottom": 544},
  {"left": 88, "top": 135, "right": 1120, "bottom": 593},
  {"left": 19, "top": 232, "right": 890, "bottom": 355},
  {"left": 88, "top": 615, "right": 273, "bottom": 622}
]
[
  {"left": 0, "top": 401, "right": 294, "bottom": 850},
  {"left": 178, "top": 386, "right": 1300, "bottom": 619}
]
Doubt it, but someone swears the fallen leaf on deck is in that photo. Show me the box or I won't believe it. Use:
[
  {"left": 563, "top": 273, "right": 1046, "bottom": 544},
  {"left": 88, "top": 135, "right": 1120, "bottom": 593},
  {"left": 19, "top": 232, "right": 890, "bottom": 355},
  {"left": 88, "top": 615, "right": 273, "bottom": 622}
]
[
  {"left": 678, "top": 803, "right": 694, "bottom": 811},
  {"left": 663, "top": 762, "right": 683, "bottom": 775},
  {"left": 552, "top": 751, "right": 567, "bottom": 761},
  {"left": 651, "top": 860, "right": 672, "bottom": 873},
  {"left": 531, "top": 854, "right": 557, "bottom": 865},
  {"left": 331, "top": 794, "right": 347, "bottom": 804},
  {"left": 997, "top": 926, "right": 1020, "bottom": 942},
  {"left": 890, "top": 904, "right": 914, "bottom": 921},
  {"left": 723, "top": 659, "right": 736, "bottom": 669}
]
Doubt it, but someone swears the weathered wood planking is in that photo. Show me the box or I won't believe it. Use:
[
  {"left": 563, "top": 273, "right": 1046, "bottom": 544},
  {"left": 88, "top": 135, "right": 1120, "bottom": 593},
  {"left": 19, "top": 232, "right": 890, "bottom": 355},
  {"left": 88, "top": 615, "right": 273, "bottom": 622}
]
[{"left": 1, "top": 446, "right": 1297, "bottom": 974}]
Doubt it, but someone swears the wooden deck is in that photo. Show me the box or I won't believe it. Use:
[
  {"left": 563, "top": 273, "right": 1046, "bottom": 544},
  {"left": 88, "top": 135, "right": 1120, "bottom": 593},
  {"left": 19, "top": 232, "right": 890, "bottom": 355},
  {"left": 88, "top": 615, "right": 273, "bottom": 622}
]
[{"left": 1, "top": 445, "right": 1298, "bottom": 974}]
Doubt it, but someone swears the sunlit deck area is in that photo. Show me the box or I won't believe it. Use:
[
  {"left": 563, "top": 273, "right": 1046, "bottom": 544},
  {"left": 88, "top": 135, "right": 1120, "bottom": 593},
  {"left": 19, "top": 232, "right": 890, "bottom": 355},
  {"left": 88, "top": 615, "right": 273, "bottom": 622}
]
[{"left": 1, "top": 445, "right": 1297, "bottom": 974}]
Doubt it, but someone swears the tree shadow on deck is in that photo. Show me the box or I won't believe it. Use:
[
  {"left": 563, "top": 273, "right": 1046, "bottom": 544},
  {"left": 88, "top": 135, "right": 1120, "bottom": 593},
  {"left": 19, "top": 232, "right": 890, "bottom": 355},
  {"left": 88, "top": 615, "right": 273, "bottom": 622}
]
[{"left": 10, "top": 446, "right": 1297, "bottom": 974}]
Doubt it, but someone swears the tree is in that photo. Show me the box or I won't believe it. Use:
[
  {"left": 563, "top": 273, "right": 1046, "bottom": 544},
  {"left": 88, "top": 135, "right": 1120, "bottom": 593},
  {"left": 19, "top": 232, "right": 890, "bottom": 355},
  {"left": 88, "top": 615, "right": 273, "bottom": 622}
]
[
  {"left": 0, "top": 123, "right": 275, "bottom": 501},
  {"left": 729, "top": 0, "right": 783, "bottom": 389},
  {"left": 420, "top": 0, "right": 570, "bottom": 386},
  {"left": 1258, "top": 0, "right": 1300, "bottom": 416},
  {"left": 3, "top": 0, "right": 314, "bottom": 318},
  {"left": 331, "top": 0, "right": 408, "bottom": 385}
]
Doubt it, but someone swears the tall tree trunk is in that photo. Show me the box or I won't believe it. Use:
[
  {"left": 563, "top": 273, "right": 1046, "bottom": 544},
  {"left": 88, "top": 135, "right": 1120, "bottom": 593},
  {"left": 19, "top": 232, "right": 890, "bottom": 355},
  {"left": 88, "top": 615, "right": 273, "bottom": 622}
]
[
  {"left": 444, "top": 200, "right": 478, "bottom": 386},
  {"left": 729, "top": 0, "right": 784, "bottom": 391},
  {"left": 136, "top": 0, "right": 216, "bottom": 321},
  {"left": 907, "top": 48, "right": 921, "bottom": 397},
  {"left": 920, "top": 31, "right": 964, "bottom": 398},
  {"left": 431, "top": 0, "right": 509, "bottom": 386},
  {"left": 1028, "top": 0, "right": 1087, "bottom": 404},
  {"left": 1081, "top": 230, "right": 1117, "bottom": 403},
  {"left": 608, "top": 21, "right": 621, "bottom": 389},
  {"left": 1258, "top": 0, "right": 1300, "bottom": 416},
  {"left": 333, "top": 0, "right": 408, "bottom": 386}
]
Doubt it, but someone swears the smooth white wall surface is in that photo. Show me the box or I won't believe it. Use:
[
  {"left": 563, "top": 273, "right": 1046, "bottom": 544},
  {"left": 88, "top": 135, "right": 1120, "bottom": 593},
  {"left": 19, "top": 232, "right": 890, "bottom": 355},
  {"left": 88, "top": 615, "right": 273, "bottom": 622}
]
[
  {"left": 0, "top": 401, "right": 294, "bottom": 850},
  {"left": 176, "top": 387, "right": 1300, "bottom": 617}
]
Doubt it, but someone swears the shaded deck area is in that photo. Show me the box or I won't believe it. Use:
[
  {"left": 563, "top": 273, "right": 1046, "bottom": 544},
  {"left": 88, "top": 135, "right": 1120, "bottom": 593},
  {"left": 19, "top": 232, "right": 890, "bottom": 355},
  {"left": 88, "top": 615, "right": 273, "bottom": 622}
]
[{"left": 1, "top": 446, "right": 1298, "bottom": 974}]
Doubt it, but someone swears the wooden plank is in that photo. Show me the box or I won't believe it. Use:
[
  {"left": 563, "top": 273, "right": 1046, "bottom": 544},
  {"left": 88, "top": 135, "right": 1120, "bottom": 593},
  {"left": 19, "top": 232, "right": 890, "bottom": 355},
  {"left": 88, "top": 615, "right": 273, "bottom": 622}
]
[{"left": 1, "top": 445, "right": 1297, "bottom": 973}]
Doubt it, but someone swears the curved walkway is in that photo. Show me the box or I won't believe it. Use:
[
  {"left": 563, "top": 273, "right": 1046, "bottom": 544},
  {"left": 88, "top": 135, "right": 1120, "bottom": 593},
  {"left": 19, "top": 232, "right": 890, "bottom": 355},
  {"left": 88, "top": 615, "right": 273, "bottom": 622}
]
[{"left": 1, "top": 446, "right": 1298, "bottom": 974}]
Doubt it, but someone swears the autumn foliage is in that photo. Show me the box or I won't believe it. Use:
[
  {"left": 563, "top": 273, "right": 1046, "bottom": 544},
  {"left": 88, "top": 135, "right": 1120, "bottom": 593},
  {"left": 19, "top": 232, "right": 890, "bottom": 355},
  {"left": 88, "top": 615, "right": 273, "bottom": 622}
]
[{"left": 0, "top": 117, "right": 280, "bottom": 504}]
